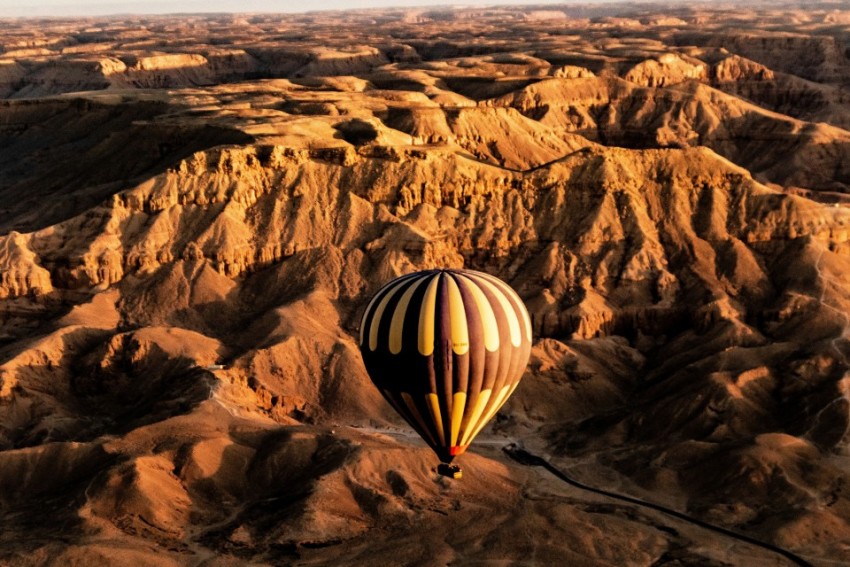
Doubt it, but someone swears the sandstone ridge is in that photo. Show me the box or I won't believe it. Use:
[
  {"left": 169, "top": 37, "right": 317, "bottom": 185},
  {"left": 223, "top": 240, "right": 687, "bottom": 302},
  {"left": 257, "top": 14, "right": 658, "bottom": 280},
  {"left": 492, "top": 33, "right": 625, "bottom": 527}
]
[{"left": 2, "top": 4, "right": 850, "bottom": 565}]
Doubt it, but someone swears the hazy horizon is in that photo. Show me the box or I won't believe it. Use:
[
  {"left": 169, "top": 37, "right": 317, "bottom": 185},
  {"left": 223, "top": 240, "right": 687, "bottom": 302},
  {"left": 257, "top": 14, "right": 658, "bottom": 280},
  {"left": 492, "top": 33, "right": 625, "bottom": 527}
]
[{"left": 2, "top": 0, "right": 681, "bottom": 19}]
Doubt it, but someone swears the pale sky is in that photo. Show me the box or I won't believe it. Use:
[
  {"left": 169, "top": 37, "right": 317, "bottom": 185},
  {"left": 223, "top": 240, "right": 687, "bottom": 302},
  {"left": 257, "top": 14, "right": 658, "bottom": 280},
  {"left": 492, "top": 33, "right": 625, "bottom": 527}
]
[{"left": 0, "top": 0, "right": 633, "bottom": 18}]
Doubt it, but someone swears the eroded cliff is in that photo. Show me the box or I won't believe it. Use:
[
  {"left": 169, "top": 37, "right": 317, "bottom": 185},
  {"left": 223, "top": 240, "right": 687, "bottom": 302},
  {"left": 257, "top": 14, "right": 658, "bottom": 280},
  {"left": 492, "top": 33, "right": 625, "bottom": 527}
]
[{"left": 2, "top": 4, "right": 850, "bottom": 566}]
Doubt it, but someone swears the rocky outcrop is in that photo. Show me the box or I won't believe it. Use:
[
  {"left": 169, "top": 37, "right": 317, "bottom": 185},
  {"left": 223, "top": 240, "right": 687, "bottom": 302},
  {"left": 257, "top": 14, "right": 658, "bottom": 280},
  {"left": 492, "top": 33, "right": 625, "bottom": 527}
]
[
  {"left": 495, "top": 76, "right": 850, "bottom": 193},
  {"left": 686, "top": 32, "right": 850, "bottom": 83},
  {"left": 711, "top": 54, "right": 774, "bottom": 83},
  {"left": 623, "top": 53, "right": 707, "bottom": 87},
  {"left": 3, "top": 6, "right": 850, "bottom": 566},
  {"left": 5, "top": 140, "right": 848, "bottom": 344},
  {"left": 0, "top": 232, "right": 52, "bottom": 299}
]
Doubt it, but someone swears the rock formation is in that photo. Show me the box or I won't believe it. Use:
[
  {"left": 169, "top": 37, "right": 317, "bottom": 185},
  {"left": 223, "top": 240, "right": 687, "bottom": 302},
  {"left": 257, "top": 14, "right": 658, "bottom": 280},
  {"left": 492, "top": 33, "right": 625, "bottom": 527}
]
[{"left": 1, "top": 3, "right": 850, "bottom": 565}]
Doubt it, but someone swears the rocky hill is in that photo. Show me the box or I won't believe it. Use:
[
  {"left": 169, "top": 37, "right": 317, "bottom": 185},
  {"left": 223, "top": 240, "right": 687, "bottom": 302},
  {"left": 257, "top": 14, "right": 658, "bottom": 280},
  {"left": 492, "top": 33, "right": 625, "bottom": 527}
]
[{"left": 2, "top": 3, "right": 850, "bottom": 565}]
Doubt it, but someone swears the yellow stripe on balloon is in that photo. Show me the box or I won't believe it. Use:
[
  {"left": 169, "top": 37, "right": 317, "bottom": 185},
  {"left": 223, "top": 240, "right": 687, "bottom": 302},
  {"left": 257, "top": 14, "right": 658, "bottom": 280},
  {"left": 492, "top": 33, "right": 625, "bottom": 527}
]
[
  {"left": 368, "top": 277, "right": 411, "bottom": 352},
  {"left": 389, "top": 277, "right": 426, "bottom": 355},
  {"left": 457, "top": 274, "right": 500, "bottom": 352},
  {"left": 450, "top": 391, "right": 467, "bottom": 447},
  {"left": 466, "top": 383, "right": 512, "bottom": 443},
  {"left": 480, "top": 272, "right": 531, "bottom": 342},
  {"left": 459, "top": 389, "right": 492, "bottom": 446},
  {"left": 468, "top": 273, "right": 521, "bottom": 347},
  {"left": 427, "top": 393, "right": 446, "bottom": 446},
  {"left": 360, "top": 273, "right": 416, "bottom": 345},
  {"left": 446, "top": 275, "right": 469, "bottom": 355},
  {"left": 417, "top": 274, "right": 440, "bottom": 356}
]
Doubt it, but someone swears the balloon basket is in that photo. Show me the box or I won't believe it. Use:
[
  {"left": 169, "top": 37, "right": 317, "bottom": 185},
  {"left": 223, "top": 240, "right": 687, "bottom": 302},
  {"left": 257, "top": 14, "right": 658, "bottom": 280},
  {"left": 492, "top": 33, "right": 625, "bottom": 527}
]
[{"left": 437, "top": 463, "right": 463, "bottom": 479}]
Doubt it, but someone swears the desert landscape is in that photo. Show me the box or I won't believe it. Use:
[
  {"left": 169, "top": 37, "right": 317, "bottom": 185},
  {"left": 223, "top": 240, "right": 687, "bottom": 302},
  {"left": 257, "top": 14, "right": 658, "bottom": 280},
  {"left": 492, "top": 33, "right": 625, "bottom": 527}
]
[{"left": 1, "top": 1, "right": 850, "bottom": 565}]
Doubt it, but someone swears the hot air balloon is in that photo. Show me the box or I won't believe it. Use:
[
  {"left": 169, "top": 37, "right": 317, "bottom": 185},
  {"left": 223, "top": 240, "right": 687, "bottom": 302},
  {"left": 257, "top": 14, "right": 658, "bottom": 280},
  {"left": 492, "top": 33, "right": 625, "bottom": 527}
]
[{"left": 359, "top": 268, "right": 532, "bottom": 478}]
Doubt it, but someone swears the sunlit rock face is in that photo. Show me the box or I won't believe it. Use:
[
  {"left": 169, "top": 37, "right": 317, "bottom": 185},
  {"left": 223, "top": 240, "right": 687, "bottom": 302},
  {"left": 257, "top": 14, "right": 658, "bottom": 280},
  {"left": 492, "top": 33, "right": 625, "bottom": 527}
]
[{"left": 2, "top": 3, "right": 850, "bottom": 565}]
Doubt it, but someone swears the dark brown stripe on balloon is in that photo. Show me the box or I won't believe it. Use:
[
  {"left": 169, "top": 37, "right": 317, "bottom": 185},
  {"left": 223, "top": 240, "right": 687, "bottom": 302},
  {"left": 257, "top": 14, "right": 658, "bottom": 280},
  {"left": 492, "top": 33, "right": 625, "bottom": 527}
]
[
  {"left": 468, "top": 273, "right": 512, "bottom": 393},
  {"left": 435, "top": 274, "right": 453, "bottom": 445},
  {"left": 398, "top": 274, "right": 435, "bottom": 397}
]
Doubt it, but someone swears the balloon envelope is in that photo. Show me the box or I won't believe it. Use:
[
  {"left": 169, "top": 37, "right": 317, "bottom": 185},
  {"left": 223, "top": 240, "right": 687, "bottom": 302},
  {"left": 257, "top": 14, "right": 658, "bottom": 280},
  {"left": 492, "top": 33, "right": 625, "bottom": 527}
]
[{"left": 359, "top": 268, "right": 532, "bottom": 463}]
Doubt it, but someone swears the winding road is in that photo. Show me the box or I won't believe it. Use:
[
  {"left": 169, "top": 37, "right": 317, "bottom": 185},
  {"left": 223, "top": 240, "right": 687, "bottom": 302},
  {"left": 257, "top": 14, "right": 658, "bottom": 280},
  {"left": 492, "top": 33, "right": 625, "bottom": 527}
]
[
  {"left": 502, "top": 444, "right": 813, "bottom": 567},
  {"left": 355, "top": 424, "right": 815, "bottom": 565}
]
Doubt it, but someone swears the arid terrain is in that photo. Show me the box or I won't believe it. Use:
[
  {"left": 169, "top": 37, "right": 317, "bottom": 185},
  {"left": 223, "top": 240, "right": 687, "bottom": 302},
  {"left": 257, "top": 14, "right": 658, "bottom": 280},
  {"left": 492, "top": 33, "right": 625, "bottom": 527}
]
[{"left": 2, "top": 2, "right": 850, "bottom": 565}]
